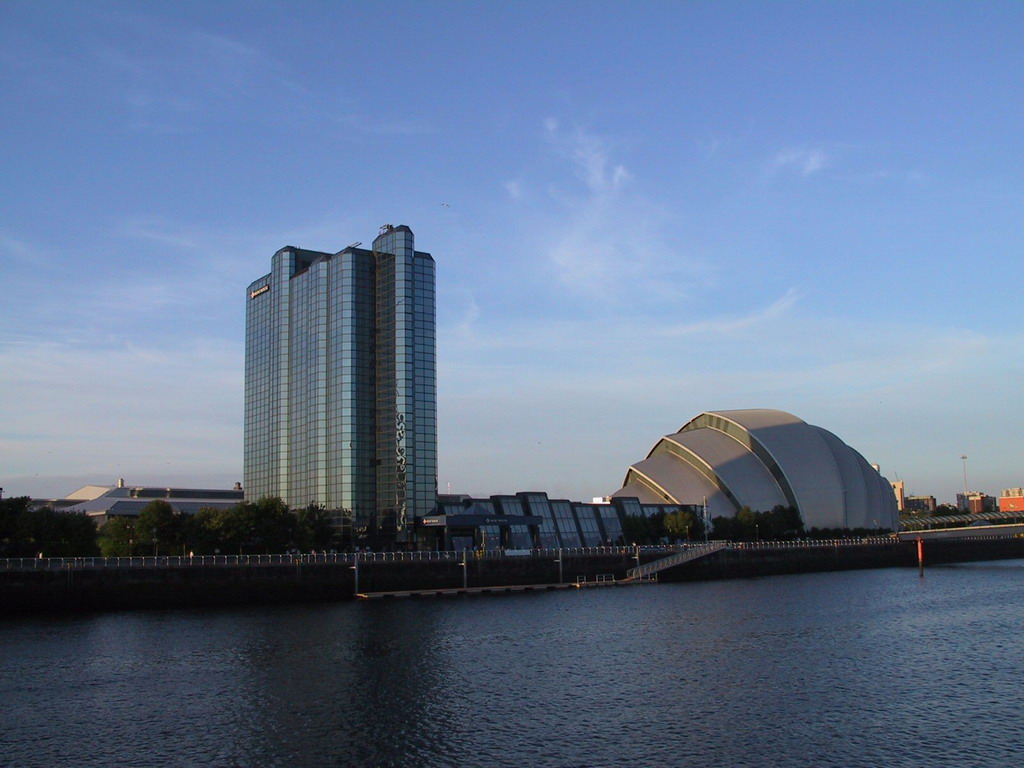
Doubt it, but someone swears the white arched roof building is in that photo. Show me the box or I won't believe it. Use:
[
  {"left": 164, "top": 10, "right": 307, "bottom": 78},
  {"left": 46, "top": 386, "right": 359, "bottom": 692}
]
[{"left": 613, "top": 409, "right": 897, "bottom": 530}]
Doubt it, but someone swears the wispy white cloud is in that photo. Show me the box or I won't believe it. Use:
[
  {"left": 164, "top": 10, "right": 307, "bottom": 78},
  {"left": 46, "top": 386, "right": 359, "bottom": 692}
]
[
  {"left": 87, "top": 19, "right": 309, "bottom": 133},
  {"left": 504, "top": 179, "right": 524, "bottom": 201},
  {"left": 661, "top": 288, "right": 802, "bottom": 336},
  {"left": 771, "top": 147, "right": 828, "bottom": 176},
  {"left": 0, "top": 232, "right": 56, "bottom": 270},
  {"left": 545, "top": 118, "right": 631, "bottom": 194},
  {"left": 188, "top": 29, "right": 259, "bottom": 62},
  {"left": 523, "top": 120, "right": 707, "bottom": 304},
  {"left": 117, "top": 219, "right": 204, "bottom": 251}
]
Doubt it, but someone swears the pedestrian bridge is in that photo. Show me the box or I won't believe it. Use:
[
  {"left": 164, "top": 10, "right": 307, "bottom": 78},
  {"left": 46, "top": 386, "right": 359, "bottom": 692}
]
[{"left": 625, "top": 541, "right": 728, "bottom": 581}]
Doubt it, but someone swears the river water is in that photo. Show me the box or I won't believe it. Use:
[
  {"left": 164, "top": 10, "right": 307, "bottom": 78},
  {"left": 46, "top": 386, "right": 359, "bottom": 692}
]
[{"left": 2, "top": 561, "right": 1022, "bottom": 767}]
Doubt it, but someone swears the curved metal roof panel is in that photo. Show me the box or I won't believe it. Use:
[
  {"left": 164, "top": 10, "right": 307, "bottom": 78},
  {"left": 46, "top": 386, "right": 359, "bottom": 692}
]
[
  {"left": 612, "top": 481, "right": 671, "bottom": 505},
  {"left": 659, "top": 430, "right": 788, "bottom": 513},
  {"left": 709, "top": 409, "right": 846, "bottom": 529},
  {"left": 620, "top": 455, "right": 734, "bottom": 518},
  {"left": 812, "top": 426, "right": 868, "bottom": 528},
  {"left": 857, "top": 453, "right": 898, "bottom": 530}
]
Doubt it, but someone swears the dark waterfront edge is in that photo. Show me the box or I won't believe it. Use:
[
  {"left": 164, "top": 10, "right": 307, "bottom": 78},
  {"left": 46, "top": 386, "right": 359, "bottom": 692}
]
[{"left": 3, "top": 538, "right": 1023, "bottom": 616}]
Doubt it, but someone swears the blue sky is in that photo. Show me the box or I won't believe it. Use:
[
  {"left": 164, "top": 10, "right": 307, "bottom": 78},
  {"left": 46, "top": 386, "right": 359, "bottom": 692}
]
[{"left": 2, "top": 0, "right": 1021, "bottom": 504}]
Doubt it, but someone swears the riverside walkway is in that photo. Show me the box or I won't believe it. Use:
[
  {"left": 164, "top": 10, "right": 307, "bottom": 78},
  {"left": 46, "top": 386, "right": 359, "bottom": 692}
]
[
  {"left": 0, "top": 538, "right": 909, "bottom": 572},
  {"left": 0, "top": 537, "right": 902, "bottom": 572},
  {"left": 895, "top": 523, "right": 1024, "bottom": 540},
  {"left": 0, "top": 546, "right": 638, "bottom": 571}
]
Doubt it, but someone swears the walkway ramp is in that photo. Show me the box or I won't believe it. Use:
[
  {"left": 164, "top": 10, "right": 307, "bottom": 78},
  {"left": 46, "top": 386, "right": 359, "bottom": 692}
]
[{"left": 625, "top": 542, "right": 728, "bottom": 581}]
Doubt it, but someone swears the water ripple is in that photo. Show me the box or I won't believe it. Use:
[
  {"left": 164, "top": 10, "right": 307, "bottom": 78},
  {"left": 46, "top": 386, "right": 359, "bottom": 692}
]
[{"left": 2, "top": 564, "right": 1023, "bottom": 766}]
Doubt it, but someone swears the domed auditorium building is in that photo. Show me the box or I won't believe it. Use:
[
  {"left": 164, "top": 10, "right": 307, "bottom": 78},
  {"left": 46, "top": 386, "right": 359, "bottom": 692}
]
[{"left": 613, "top": 409, "right": 897, "bottom": 531}]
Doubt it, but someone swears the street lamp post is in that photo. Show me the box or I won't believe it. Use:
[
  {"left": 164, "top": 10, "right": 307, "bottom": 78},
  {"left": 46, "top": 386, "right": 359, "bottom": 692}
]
[
  {"left": 961, "top": 454, "right": 969, "bottom": 506},
  {"left": 703, "top": 497, "right": 709, "bottom": 543}
]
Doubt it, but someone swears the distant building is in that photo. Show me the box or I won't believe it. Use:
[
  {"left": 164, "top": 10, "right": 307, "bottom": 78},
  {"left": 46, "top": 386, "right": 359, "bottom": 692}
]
[
  {"left": 1000, "top": 488, "right": 1024, "bottom": 513},
  {"left": 957, "top": 492, "right": 996, "bottom": 514},
  {"left": 905, "top": 496, "right": 937, "bottom": 514},
  {"left": 244, "top": 225, "right": 437, "bottom": 545},
  {"left": 890, "top": 480, "right": 906, "bottom": 512},
  {"left": 45, "top": 480, "right": 243, "bottom": 526}
]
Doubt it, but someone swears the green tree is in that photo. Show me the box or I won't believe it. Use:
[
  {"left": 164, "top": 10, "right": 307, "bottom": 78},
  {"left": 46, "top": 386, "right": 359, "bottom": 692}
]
[
  {"left": 621, "top": 511, "right": 671, "bottom": 544},
  {"left": 135, "top": 499, "right": 180, "bottom": 555},
  {"left": 14, "top": 506, "right": 98, "bottom": 557},
  {"left": 98, "top": 516, "right": 136, "bottom": 557},
  {"left": 665, "top": 509, "right": 702, "bottom": 541},
  {"left": 296, "top": 504, "right": 335, "bottom": 551},
  {"left": 770, "top": 506, "right": 804, "bottom": 539},
  {"left": 181, "top": 508, "right": 222, "bottom": 555},
  {"left": 710, "top": 515, "right": 735, "bottom": 540},
  {"left": 247, "top": 496, "right": 295, "bottom": 553},
  {"left": 735, "top": 506, "right": 757, "bottom": 540},
  {"left": 55, "top": 512, "right": 99, "bottom": 556},
  {"left": 0, "top": 496, "right": 31, "bottom": 556},
  {"left": 213, "top": 497, "right": 295, "bottom": 554},
  {"left": 210, "top": 504, "right": 248, "bottom": 553}
]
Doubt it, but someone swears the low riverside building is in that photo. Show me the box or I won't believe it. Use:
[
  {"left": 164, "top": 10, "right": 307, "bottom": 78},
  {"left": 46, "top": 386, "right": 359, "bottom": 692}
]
[
  {"left": 43, "top": 481, "right": 244, "bottom": 526},
  {"left": 418, "top": 492, "right": 697, "bottom": 551}
]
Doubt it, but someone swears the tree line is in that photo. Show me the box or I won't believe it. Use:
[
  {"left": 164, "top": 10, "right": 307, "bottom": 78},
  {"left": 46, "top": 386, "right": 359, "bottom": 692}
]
[
  {"left": 710, "top": 505, "right": 805, "bottom": 541},
  {"left": 621, "top": 508, "right": 707, "bottom": 545},
  {"left": 620, "top": 505, "right": 873, "bottom": 544},
  {"left": 0, "top": 496, "right": 337, "bottom": 558},
  {"left": 3, "top": 494, "right": 894, "bottom": 558},
  {"left": 0, "top": 496, "right": 99, "bottom": 557},
  {"left": 98, "top": 497, "right": 338, "bottom": 556}
]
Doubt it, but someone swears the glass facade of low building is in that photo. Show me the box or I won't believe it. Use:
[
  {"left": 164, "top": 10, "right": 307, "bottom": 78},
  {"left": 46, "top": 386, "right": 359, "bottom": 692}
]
[
  {"left": 244, "top": 226, "right": 436, "bottom": 543},
  {"left": 420, "top": 492, "right": 686, "bottom": 550}
]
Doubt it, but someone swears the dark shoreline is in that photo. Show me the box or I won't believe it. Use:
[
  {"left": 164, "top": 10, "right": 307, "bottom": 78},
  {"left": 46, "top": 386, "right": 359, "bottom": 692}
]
[{"left": 3, "top": 538, "right": 1023, "bottom": 616}]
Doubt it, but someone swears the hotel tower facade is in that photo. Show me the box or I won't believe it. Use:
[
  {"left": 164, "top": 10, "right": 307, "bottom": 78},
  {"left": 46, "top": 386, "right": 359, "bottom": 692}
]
[{"left": 244, "top": 225, "right": 437, "bottom": 543}]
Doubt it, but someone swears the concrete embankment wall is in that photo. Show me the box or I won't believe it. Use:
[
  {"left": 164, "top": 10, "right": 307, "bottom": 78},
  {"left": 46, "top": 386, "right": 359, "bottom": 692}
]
[
  {"left": 3, "top": 539, "right": 1023, "bottom": 614},
  {"left": 659, "top": 538, "right": 1024, "bottom": 582},
  {"left": 0, "top": 553, "right": 636, "bottom": 614}
]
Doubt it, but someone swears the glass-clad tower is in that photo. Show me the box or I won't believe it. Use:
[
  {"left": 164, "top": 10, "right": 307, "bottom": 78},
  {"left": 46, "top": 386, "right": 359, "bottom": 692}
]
[{"left": 244, "top": 225, "right": 437, "bottom": 543}]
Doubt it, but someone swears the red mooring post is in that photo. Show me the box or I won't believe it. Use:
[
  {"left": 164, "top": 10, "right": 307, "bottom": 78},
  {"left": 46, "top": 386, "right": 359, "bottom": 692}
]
[{"left": 917, "top": 536, "right": 924, "bottom": 576}]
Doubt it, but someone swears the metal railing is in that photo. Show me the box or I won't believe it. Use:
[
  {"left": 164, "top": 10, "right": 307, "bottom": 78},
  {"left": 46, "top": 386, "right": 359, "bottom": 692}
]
[
  {"left": 0, "top": 546, "right": 636, "bottom": 572},
  {"left": 732, "top": 536, "right": 899, "bottom": 549},
  {"left": 627, "top": 541, "right": 729, "bottom": 580},
  {"left": 0, "top": 538, "right": 910, "bottom": 572}
]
